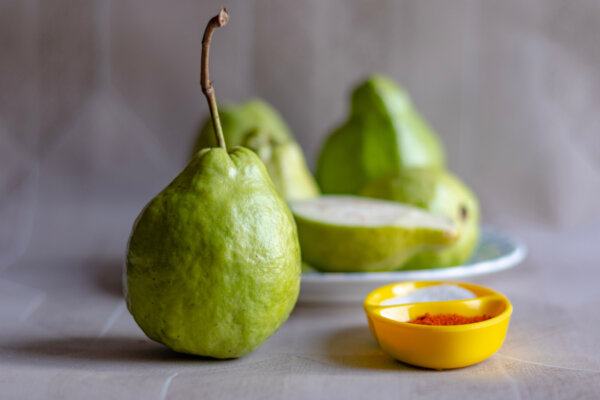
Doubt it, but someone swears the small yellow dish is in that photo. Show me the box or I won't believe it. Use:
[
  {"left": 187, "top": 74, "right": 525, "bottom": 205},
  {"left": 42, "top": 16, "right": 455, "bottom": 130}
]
[{"left": 364, "top": 281, "right": 512, "bottom": 370}]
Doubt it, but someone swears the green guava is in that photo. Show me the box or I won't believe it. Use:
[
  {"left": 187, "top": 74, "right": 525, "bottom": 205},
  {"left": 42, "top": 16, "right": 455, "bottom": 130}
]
[
  {"left": 316, "top": 75, "right": 445, "bottom": 195},
  {"left": 125, "top": 10, "right": 301, "bottom": 359},
  {"left": 193, "top": 99, "right": 319, "bottom": 200},
  {"left": 193, "top": 99, "right": 292, "bottom": 151}
]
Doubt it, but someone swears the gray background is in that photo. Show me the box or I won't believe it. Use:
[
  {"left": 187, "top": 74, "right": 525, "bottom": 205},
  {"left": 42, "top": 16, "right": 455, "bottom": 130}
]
[{"left": 1, "top": 1, "right": 600, "bottom": 398}]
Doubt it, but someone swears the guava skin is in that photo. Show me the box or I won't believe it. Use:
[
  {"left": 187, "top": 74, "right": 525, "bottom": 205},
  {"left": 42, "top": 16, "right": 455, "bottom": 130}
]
[
  {"left": 361, "top": 168, "right": 480, "bottom": 269},
  {"left": 316, "top": 75, "right": 445, "bottom": 195},
  {"left": 125, "top": 147, "right": 301, "bottom": 358}
]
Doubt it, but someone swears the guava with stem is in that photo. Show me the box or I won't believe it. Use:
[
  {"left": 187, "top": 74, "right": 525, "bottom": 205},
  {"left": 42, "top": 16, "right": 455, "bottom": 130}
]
[{"left": 124, "top": 9, "right": 301, "bottom": 358}]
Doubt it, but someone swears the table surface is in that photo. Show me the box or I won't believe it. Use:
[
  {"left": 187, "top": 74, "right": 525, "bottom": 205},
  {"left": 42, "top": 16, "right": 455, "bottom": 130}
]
[{"left": 1, "top": 219, "right": 600, "bottom": 400}]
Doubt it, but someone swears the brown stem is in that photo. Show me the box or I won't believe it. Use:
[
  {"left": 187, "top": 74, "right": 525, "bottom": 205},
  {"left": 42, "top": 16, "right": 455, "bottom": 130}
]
[{"left": 201, "top": 8, "right": 229, "bottom": 150}]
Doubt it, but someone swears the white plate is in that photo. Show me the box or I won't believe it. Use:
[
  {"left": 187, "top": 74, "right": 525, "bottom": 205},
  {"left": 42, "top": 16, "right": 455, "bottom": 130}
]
[{"left": 298, "top": 227, "right": 527, "bottom": 303}]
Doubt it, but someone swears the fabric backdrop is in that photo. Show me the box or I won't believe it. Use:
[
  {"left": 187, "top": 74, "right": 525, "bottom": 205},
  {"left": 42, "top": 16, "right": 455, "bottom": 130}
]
[{"left": 2, "top": 0, "right": 600, "bottom": 267}]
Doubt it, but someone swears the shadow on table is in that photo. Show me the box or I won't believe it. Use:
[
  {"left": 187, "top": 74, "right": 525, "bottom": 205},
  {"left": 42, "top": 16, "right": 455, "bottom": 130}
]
[
  {"left": 323, "top": 326, "right": 424, "bottom": 371},
  {"left": 6, "top": 336, "right": 235, "bottom": 365}
]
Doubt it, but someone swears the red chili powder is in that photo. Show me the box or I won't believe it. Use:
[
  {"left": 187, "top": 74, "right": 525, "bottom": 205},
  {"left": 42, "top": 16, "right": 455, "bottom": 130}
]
[{"left": 408, "top": 313, "right": 493, "bottom": 326}]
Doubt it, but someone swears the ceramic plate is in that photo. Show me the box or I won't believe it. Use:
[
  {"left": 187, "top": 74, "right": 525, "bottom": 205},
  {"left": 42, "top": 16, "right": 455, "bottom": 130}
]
[{"left": 298, "top": 227, "right": 526, "bottom": 303}]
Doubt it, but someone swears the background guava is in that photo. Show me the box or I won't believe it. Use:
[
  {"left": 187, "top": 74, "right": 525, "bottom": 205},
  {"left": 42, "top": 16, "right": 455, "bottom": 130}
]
[
  {"left": 193, "top": 99, "right": 319, "bottom": 200},
  {"left": 316, "top": 75, "right": 445, "bottom": 195}
]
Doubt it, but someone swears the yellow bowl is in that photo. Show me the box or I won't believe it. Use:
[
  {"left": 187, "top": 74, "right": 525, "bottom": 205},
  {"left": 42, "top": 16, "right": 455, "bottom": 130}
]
[{"left": 364, "top": 281, "right": 512, "bottom": 370}]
